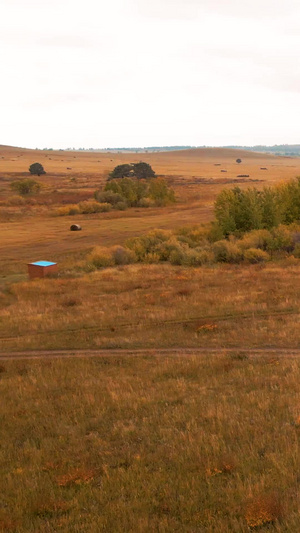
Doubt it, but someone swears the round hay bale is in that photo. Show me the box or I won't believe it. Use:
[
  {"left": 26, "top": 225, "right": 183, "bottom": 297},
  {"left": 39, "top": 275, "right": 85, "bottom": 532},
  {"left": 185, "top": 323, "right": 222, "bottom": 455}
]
[{"left": 70, "top": 224, "right": 82, "bottom": 231}]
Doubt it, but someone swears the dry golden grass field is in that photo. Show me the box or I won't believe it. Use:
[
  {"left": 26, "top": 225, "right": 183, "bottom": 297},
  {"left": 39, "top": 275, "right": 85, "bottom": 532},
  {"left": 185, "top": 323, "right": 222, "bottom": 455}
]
[
  {"left": 2, "top": 145, "right": 300, "bottom": 531},
  {"left": 3, "top": 353, "right": 300, "bottom": 531}
]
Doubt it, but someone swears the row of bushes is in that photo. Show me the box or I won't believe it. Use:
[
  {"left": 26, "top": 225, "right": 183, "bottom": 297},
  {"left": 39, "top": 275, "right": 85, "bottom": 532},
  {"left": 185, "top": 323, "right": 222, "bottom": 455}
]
[
  {"left": 95, "top": 177, "right": 175, "bottom": 208},
  {"left": 56, "top": 177, "right": 176, "bottom": 215},
  {"left": 84, "top": 224, "right": 300, "bottom": 269},
  {"left": 56, "top": 201, "right": 112, "bottom": 216},
  {"left": 215, "top": 178, "right": 300, "bottom": 236}
]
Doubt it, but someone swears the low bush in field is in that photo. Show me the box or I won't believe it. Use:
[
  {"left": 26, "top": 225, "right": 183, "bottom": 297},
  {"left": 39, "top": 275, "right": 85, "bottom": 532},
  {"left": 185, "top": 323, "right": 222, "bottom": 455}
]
[
  {"left": 87, "top": 247, "right": 115, "bottom": 268},
  {"left": 94, "top": 190, "right": 126, "bottom": 207},
  {"left": 56, "top": 201, "right": 111, "bottom": 216},
  {"left": 87, "top": 245, "right": 136, "bottom": 269},
  {"left": 6, "top": 195, "right": 26, "bottom": 206},
  {"left": 243, "top": 248, "right": 270, "bottom": 263},
  {"left": 238, "top": 229, "right": 272, "bottom": 251},
  {"left": 78, "top": 201, "right": 111, "bottom": 214},
  {"left": 10, "top": 178, "right": 41, "bottom": 196},
  {"left": 56, "top": 204, "right": 80, "bottom": 216},
  {"left": 83, "top": 223, "right": 300, "bottom": 270},
  {"left": 212, "top": 240, "right": 243, "bottom": 263},
  {"left": 111, "top": 246, "right": 136, "bottom": 265}
]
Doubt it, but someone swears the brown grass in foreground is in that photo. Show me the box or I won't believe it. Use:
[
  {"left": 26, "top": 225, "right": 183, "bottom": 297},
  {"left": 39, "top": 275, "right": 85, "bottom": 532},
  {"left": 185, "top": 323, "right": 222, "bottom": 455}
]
[
  {"left": 1, "top": 262, "right": 300, "bottom": 352},
  {"left": 2, "top": 353, "right": 300, "bottom": 531}
]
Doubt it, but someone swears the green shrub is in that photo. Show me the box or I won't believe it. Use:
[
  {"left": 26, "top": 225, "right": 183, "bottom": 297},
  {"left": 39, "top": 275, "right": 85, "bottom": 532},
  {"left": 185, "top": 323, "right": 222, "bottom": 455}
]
[
  {"left": 213, "top": 240, "right": 243, "bottom": 263},
  {"left": 114, "top": 201, "right": 128, "bottom": 211},
  {"left": 105, "top": 178, "right": 148, "bottom": 207},
  {"left": 293, "top": 243, "right": 300, "bottom": 258},
  {"left": 148, "top": 178, "right": 175, "bottom": 206},
  {"left": 94, "top": 190, "right": 126, "bottom": 207},
  {"left": 56, "top": 205, "right": 80, "bottom": 216},
  {"left": 238, "top": 229, "right": 272, "bottom": 250},
  {"left": 137, "top": 197, "right": 155, "bottom": 208},
  {"left": 10, "top": 179, "right": 41, "bottom": 196},
  {"left": 144, "top": 252, "right": 160, "bottom": 263},
  {"left": 156, "top": 237, "right": 184, "bottom": 261},
  {"left": 125, "top": 229, "right": 173, "bottom": 261},
  {"left": 88, "top": 247, "right": 115, "bottom": 268},
  {"left": 78, "top": 201, "right": 112, "bottom": 214},
  {"left": 243, "top": 248, "right": 270, "bottom": 263},
  {"left": 169, "top": 247, "right": 186, "bottom": 265},
  {"left": 176, "top": 226, "right": 210, "bottom": 248},
  {"left": 267, "top": 225, "right": 293, "bottom": 252},
  {"left": 182, "top": 248, "right": 213, "bottom": 266}
]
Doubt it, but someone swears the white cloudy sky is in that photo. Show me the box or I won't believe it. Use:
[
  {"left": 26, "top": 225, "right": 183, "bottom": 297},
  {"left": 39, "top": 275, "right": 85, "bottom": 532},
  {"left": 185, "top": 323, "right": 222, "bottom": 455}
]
[{"left": 1, "top": 0, "right": 300, "bottom": 148}]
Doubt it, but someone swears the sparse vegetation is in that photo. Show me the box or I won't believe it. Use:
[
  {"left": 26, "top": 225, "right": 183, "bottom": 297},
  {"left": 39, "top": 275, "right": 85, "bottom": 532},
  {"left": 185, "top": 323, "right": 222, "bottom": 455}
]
[
  {"left": 10, "top": 178, "right": 41, "bottom": 196},
  {"left": 3, "top": 145, "right": 300, "bottom": 531},
  {"left": 56, "top": 201, "right": 111, "bottom": 216}
]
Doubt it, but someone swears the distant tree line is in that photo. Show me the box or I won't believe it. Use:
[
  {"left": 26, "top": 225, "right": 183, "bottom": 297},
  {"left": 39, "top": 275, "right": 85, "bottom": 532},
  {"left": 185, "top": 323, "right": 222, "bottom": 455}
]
[{"left": 225, "top": 145, "right": 300, "bottom": 157}]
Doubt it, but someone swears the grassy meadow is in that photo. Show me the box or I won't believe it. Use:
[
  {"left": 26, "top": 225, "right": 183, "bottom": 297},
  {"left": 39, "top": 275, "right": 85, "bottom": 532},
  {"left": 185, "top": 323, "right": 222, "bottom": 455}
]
[
  {"left": 1, "top": 262, "right": 300, "bottom": 352},
  {"left": 2, "top": 145, "right": 300, "bottom": 531},
  {"left": 2, "top": 353, "right": 300, "bottom": 531}
]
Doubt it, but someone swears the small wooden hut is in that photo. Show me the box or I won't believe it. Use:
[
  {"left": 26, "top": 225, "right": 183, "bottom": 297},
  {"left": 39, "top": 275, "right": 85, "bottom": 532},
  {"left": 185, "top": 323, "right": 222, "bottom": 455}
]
[{"left": 28, "top": 260, "right": 58, "bottom": 279}]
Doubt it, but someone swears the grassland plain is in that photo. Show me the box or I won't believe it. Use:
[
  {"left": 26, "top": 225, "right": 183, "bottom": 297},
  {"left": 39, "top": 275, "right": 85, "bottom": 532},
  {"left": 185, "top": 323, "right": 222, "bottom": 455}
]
[
  {"left": 2, "top": 146, "right": 300, "bottom": 531},
  {"left": 1, "top": 145, "right": 300, "bottom": 280},
  {"left": 2, "top": 353, "right": 300, "bottom": 531}
]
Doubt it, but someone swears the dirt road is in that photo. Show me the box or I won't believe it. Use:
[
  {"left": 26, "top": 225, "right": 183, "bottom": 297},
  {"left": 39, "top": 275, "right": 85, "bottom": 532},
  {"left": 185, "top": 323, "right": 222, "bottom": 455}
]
[{"left": 1, "top": 347, "right": 300, "bottom": 360}]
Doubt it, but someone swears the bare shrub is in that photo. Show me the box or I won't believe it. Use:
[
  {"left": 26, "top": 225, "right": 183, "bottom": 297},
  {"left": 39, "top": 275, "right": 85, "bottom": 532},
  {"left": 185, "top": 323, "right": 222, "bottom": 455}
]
[{"left": 111, "top": 246, "right": 136, "bottom": 265}]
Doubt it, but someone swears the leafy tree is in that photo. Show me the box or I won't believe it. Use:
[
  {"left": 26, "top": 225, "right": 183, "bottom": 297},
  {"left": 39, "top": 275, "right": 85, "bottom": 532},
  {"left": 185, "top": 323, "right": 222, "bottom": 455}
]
[
  {"left": 105, "top": 178, "right": 148, "bottom": 207},
  {"left": 236, "top": 158, "right": 242, "bottom": 164},
  {"left": 132, "top": 162, "right": 155, "bottom": 179},
  {"left": 277, "top": 178, "right": 300, "bottom": 224},
  {"left": 259, "top": 188, "right": 281, "bottom": 229},
  {"left": 148, "top": 178, "right": 175, "bottom": 206},
  {"left": 108, "top": 164, "right": 133, "bottom": 180},
  {"left": 29, "top": 162, "right": 46, "bottom": 176},
  {"left": 10, "top": 179, "right": 41, "bottom": 196},
  {"left": 214, "top": 189, "right": 239, "bottom": 236},
  {"left": 94, "top": 190, "right": 125, "bottom": 206},
  {"left": 108, "top": 162, "right": 155, "bottom": 180}
]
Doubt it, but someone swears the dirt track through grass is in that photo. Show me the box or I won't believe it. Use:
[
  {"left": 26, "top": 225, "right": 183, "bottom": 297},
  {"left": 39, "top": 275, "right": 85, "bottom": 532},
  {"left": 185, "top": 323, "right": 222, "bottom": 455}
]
[{"left": 1, "top": 347, "right": 300, "bottom": 360}]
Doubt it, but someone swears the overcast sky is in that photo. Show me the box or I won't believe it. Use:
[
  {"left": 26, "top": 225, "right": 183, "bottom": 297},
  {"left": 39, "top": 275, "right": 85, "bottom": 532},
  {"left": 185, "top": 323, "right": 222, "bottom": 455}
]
[{"left": 2, "top": 0, "right": 300, "bottom": 149}]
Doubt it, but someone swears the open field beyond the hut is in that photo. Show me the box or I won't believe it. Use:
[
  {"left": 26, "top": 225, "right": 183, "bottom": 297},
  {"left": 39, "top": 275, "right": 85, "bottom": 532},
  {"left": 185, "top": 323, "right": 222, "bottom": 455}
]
[
  {"left": 2, "top": 145, "right": 300, "bottom": 531},
  {"left": 1, "top": 144, "right": 300, "bottom": 279}
]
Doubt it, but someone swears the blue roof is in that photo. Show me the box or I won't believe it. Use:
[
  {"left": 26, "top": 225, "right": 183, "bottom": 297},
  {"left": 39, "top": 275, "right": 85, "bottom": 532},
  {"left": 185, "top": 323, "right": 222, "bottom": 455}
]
[{"left": 30, "top": 261, "right": 57, "bottom": 267}]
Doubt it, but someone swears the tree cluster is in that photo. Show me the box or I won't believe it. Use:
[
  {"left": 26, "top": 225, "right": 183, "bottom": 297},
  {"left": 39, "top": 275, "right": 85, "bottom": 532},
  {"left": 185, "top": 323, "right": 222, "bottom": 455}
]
[
  {"left": 95, "top": 177, "right": 175, "bottom": 209},
  {"left": 108, "top": 162, "right": 155, "bottom": 180},
  {"left": 214, "top": 178, "right": 300, "bottom": 236}
]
